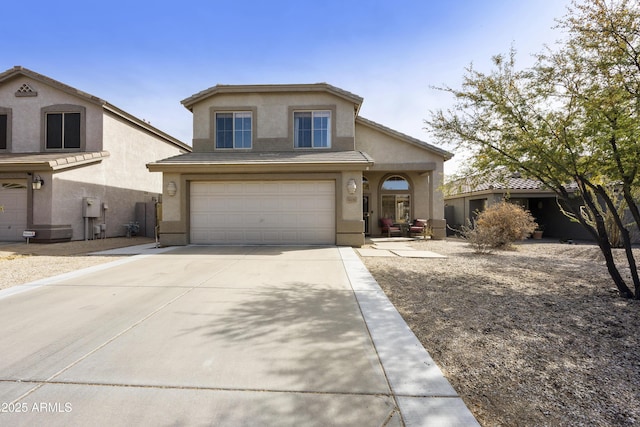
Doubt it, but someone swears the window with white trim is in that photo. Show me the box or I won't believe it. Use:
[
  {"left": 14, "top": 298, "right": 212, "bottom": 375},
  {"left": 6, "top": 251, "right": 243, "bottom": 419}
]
[
  {"left": 294, "top": 111, "right": 331, "bottom": 148},
  {"left": 215, "top": 112, "right": 252, "bottom": 149},
  {"left": 46, "top": 112, "right": 81, "bottom": 149}
]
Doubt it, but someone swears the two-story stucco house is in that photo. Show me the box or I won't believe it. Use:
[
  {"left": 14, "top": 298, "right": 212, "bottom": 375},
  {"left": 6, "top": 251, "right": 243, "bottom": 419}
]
[
  {"left": 0, "top": 66, "right": 190, "bottom": 242},
  {"left": 148, "top": 83, "right": 452, "bottom": 247}
]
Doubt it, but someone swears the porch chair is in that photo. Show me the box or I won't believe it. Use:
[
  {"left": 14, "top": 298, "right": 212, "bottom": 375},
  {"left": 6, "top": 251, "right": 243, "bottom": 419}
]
[
  {"left": 409, "top": 219, "right": 428, "bottom": 239},
  {"left": 380, "top": 218, "right": 403, "bottom": 237}
]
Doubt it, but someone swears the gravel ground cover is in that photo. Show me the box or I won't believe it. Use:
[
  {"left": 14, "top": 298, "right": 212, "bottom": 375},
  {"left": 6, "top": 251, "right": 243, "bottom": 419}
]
[
  {"left": 362, "top": 238, "right": 640, "bottom": 426},
  {"left": 0, "top": 237, "right": 154, "bottom": 290}
]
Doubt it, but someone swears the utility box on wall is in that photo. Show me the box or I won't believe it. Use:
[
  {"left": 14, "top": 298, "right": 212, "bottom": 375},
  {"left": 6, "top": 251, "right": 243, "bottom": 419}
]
[{"left": 83, "top": 197, "right": 101, "bottom": 218}]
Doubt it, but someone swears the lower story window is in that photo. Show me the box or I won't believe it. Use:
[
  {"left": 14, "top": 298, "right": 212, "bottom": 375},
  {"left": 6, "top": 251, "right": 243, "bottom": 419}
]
[
  {"left": 381, "top": 195, "right": 411, "bottom": 223},
  {"left": 46, "top": 112, "right": 80, "bottom": 149},
  {"left": 381, "top": 175, "right": 411, "bottom": 223}
]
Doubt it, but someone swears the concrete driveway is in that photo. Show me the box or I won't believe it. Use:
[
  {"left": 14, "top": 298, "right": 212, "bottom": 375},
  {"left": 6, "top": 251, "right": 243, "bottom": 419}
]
[{"left": 0, "top": 245, "right": 478, "bottom": 426}]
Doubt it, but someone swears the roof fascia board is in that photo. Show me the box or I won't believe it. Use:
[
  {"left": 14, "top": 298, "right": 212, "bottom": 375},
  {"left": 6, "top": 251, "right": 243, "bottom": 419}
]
[
  {"left": 0, "top": 151, "right": 110, "bottom": 172},
  {"left": 369, "top": 162, "right": 437, "bottom": 172},
  {"left": 181, "top": 83, "right": 363, "bottom": 112},
  {"left": 0, "top": 66, "right": 106, "bottom": 106},
  {"left": 147, "top": 161, "right": 372, "bottom": 174},
  {"left": 445, "top": 188, "right": 559, "bottom": 199}
]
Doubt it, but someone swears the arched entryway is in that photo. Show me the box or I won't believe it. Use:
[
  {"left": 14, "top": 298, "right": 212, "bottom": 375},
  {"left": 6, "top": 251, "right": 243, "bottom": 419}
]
[{"left": 380, "top": 174, "right": 412, "bottom": 224}]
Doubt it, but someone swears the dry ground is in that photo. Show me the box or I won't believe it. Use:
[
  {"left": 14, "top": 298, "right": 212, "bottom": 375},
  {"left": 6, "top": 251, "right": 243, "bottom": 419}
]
[
  {"left": 2, "top": 237, "right": 638, "bottom": 426},
  {"left": 0, "top": 237, "right": 154, "bottom": 290},
  {"left": 362, "top": 238, "right": 640, "bottom": 427}
]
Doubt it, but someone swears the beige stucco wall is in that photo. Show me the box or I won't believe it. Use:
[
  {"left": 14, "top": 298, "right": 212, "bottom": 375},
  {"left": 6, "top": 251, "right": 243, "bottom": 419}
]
[
  {"left": 0, "top": 76, "right": 103, "bottom": 153},
  {"left": 355, "top": 123, "right": 441, "bottom": 166},
  {"left": 46, "top": 113, "right": 186, "bottom": 240},
  {"left": 27, "top": 119, "right": 182, "bottom": 241},
  {"left": 356, "top": 121, "right": 448, "bottom": 237},
  {"left": 190, "top": 92, "right": 356, "bottom": 149}
]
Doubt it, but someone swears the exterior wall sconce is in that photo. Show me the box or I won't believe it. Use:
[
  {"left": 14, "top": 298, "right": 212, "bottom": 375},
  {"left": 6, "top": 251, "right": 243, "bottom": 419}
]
[
  {"left": 347, "top": 178, "right": 357, "bottom": 195},
  {"left": 166, "top": 181, "right": 177, "bottom": 196},
  {"left": 32, "top": 175, "right": 44, "bottom": 190}
]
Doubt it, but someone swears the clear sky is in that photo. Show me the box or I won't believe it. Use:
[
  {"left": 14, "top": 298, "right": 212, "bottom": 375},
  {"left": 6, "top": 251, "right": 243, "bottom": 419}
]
[{"left": 1, "top": 0, "right": 572, "bottom": 174}]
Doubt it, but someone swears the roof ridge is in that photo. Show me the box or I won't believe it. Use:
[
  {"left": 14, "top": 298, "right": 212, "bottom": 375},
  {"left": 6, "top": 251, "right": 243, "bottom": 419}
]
[{"left": 181, "top": 83, "right": 363, "bottom": 110}]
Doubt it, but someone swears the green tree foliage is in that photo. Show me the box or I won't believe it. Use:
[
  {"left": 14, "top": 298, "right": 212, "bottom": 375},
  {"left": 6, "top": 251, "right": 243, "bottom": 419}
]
[{"left": 426, "top": 0, "right": 640, "bottom": 299}]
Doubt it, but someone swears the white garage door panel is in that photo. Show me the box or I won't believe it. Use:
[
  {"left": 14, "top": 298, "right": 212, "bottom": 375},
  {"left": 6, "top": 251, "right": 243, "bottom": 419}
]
[
  {"left": 190, "top": 181, "right": 335, "bottom": 245},
  {"left": 0, "top": 181, "right": 28, "bottom": 241}
]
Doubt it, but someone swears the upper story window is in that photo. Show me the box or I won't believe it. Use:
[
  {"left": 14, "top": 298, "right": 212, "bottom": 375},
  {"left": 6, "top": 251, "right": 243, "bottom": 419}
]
[
  {"left": 42, "top": 105, "right": 85, "bottom": 151},
  {"left": 46, "top": 112, "right": 81, "bottom": 149},
  {"left": 0, "top": 113, "right": 7, "bottom": 150},
  {"left": 215, "top": 112, "right": 252, "bottom": 149},
  {"left": 294, "top": 111, "right": 331, "bottom": 148}
]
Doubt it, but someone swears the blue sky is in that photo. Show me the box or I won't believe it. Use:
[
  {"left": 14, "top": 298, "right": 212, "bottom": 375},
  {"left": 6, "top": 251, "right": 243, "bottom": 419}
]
[{"left": 2, "top": 0, "right": 571, "bottom": 173}]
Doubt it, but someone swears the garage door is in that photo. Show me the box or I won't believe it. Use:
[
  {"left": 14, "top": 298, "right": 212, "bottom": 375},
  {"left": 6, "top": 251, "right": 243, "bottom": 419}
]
[
  {"left": 0, "top": 180, "right": 28, "bottom": 241},
  {"left": 190, "top": 181, "right": 335, "bottom": 245}
]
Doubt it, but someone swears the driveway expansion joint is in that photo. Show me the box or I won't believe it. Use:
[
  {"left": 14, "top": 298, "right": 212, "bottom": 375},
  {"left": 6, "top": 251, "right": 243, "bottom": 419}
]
[{"left": 1, "top": 379, "right": 398, "bottom": 398}]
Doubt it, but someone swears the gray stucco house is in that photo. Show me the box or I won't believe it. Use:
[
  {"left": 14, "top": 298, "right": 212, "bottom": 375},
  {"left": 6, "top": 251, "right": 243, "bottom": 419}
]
[
  {"left": 444, "top": 170, "right": 592, "bottom": 240},
  {"left": 148, "top": 83, "right": 452, "bottom": 247},
  {"left": 0, "top": 66, "right": 191, "bottom": 242}
]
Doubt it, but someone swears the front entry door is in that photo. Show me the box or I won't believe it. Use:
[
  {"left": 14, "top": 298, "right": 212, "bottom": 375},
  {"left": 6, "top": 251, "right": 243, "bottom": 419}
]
[{"left": 363, "top": 194, "right": 370, "bottom": 235}]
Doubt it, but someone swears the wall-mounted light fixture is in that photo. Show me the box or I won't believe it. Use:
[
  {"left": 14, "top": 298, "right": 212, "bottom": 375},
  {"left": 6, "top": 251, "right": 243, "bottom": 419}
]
[
  {"left": 32, "top": 175, "right": 44, "bottom": 190},
  {"left": 347, "top": 178, "right": 357, "bottom": 195},
  {"left": 166, "top": 181, "right": 177, "bottom": 197}
]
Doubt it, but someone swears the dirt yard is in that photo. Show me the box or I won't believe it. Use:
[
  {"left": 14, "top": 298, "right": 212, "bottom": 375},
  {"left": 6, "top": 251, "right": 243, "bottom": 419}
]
[
  {"left": 0, "top": 237, "right": 154, "bottom": 290},
  {"left": 362, "top": 238, "right": 640, "bottom": 427}
]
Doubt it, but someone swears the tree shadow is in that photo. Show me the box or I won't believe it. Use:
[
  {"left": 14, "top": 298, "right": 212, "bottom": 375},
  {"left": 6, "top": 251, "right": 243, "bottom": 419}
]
[{"left": 172, "top": 282, "right": 399, "bottom": 425}]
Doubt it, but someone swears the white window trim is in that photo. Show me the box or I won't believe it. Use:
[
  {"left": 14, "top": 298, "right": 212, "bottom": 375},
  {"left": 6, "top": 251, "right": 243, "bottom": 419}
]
[
  {"left": 294, "top": 110, "right": 332, "bottom": 149},
  {"left": 215, "top": 111, "right": 253, "bottom": 150}
]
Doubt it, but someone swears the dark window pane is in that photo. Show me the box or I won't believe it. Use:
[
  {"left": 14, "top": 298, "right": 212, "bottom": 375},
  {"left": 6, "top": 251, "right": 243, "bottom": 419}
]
[
  {"left": 294, "top": 113, "right": 312, "bottom": 147},
  {"left": 216, "top": 113, "right": 233, "bottom": 148},
  {"left": 64, "top": 113, "right": 81, "bottom": 148},
  {"left": 47, "top": 113, "right": 63, "bottom": 149},
  {"left": 0, "top": 114, "right": 7, "bottom": 149}
]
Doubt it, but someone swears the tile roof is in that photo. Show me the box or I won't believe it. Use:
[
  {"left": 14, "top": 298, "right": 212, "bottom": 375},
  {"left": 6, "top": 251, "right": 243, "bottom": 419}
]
[
  {"left": 150, "top": 150, "right": 373, "bottom": 165},
  {"left": 446, "top": 169, "right": 571, "bottom": 196},
  {"left": 0, "top": 151, "right": 110, "bottom": 171}
]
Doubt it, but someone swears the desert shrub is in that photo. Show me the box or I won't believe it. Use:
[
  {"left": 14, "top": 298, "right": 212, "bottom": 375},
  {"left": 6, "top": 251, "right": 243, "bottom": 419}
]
[{"left": 461, "top": 202, "right": 538, "bottom": 253}]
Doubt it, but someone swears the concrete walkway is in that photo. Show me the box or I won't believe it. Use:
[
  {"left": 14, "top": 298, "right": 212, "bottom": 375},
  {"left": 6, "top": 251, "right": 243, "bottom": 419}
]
[
  {"left": 356, "top": 238, "right": 448, "bottom": 259},
  {"left": 0, "top": 246, "right": 477, "bottom": 426}
]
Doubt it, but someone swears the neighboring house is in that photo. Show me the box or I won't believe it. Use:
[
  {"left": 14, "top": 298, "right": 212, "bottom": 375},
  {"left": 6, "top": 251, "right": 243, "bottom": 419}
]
[
  {"left": 444, "top": 170, "right": 592, "bottom": 240},
  {"left": 147, "top": 83, "right": 452, "bottom": 247},
  {"left": 0, "top": 66, "right": 191, "bottom": 242}
]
